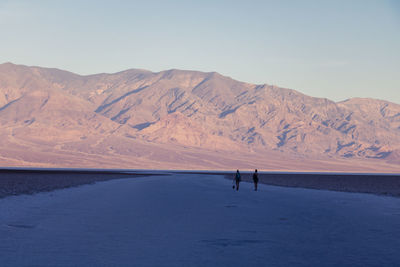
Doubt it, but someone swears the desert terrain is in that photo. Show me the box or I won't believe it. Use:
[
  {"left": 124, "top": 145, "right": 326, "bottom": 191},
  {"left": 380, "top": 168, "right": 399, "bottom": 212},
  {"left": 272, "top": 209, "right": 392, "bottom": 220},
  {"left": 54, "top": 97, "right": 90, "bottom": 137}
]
[{"left": 0, "top": 62, "right": 399, "bottom": 172}]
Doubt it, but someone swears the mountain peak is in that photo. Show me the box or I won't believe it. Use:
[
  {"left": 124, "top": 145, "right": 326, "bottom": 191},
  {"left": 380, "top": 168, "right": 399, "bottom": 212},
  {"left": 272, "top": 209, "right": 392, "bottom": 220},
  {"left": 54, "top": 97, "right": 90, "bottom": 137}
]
[{"left": 0, "top": 63, "right": 399, "bottom": 170}]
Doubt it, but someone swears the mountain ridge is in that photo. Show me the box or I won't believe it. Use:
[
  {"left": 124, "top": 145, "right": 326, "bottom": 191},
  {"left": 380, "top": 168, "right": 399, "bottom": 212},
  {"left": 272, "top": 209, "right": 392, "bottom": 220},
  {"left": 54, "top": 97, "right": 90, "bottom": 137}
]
[
  {"left": 3, "top": 62, "right": 396, "bottom": 104},
  {"left": 0, "top": 62, "right": 399, "bottom": 171}
]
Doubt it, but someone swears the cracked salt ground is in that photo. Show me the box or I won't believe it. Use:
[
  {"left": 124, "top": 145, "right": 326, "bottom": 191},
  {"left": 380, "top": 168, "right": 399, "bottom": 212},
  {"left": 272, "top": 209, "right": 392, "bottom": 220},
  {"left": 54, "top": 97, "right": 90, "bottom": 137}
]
[
  {"left": 1, "top": 174, "right": 400, "bottom": 266},
  {"left": 6, "top": 223, "right": 36, "bottom": 229},
  {"left": 200, "top": 238, "right": 270, "bottom": 248}
]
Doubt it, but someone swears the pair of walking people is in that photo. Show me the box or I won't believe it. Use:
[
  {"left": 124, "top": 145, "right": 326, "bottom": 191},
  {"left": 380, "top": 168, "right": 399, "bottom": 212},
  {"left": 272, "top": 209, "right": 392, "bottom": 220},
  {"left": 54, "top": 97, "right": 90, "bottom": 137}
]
[{"left": 234, "top": 169, "right": 258, "bottom": 191}]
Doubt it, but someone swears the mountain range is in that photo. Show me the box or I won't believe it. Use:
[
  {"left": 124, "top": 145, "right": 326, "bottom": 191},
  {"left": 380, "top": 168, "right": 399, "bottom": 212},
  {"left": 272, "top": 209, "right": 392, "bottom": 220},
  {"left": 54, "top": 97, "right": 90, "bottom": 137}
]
[{"left": 0, "top": 62, "right": 399, "bottom": 172}]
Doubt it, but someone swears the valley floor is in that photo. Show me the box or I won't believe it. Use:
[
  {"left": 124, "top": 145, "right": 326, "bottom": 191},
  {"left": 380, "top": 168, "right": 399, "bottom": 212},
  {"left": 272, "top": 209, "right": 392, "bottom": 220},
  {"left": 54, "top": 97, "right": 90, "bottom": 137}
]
[{"left": 1, "top": 173, "right": 400, "bottom": 266}]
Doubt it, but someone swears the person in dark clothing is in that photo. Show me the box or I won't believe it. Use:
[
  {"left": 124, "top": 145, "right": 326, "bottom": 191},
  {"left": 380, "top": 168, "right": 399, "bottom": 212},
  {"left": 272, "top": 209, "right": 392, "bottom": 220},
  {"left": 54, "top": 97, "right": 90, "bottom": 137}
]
[
  {"left": 235, "top": 169, "right": 241, "bottom": 191},
  {"left": 253, "top": 169, "right": 259, "bottom": 191}
]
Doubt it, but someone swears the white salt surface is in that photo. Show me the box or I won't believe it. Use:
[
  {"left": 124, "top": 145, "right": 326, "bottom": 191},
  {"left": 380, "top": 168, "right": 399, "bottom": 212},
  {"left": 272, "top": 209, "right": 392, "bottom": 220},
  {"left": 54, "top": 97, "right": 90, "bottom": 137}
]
[{"left": 1, "top": 173, "right": 400, "bottom": 266}]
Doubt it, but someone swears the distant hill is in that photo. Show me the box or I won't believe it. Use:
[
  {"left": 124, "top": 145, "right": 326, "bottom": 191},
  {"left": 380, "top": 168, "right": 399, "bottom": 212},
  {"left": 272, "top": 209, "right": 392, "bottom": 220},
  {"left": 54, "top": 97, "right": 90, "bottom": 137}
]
[{"left": 0, "top": 62, "right": 399, "bottom": 171}]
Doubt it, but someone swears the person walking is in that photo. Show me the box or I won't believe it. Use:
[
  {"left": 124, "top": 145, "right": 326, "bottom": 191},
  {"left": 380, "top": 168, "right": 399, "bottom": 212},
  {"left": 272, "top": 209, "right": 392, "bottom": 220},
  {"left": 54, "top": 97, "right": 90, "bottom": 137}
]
[
  {"left": 253, "top": 169, "right": 259, "bottom": 191},
  {"left": 234, "top": 169, "right": 241, "bottom": 191}
]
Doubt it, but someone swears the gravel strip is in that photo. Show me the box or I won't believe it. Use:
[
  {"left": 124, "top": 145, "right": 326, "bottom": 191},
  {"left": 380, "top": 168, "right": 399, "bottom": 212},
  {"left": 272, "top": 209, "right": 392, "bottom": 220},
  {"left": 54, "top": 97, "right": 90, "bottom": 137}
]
[
  {"left": 0, "top": 169, "right": 158, "bottom": 199},
  {"left": 223, "top": 172, "right": 400, "bottom": 197}
]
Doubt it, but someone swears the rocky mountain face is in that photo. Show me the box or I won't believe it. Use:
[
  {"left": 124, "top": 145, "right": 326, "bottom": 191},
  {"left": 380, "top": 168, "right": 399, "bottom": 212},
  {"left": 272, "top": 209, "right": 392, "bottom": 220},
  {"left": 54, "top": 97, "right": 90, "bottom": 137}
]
[{"left": 0, "top": 62, "right": 399, "bottom": 171}]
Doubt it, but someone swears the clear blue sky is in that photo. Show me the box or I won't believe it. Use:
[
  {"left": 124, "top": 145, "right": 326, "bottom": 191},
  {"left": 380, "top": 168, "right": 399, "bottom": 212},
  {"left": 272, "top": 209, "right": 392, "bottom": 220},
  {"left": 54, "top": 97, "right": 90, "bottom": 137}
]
[{"left": 1, "top": 0, "right": 399, "bottom": 103}]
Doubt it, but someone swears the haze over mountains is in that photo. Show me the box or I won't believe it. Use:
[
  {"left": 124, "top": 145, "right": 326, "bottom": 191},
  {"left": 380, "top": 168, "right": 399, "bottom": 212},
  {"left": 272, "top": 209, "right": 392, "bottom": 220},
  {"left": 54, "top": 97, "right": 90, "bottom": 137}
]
[{"left": 0, "top": 62, "right": 399, "bottom": 171}]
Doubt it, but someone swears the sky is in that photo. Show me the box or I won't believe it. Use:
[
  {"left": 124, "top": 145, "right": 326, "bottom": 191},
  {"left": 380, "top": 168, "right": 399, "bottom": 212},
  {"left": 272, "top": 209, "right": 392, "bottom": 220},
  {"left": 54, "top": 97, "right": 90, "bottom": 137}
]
[{"left": 0, "top": 0, "right": 399, "bottom": 103}]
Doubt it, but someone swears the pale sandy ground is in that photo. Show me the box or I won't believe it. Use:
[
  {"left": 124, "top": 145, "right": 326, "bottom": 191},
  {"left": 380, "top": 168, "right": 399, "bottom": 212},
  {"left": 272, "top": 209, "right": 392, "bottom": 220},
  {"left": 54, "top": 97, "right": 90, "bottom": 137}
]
[{"left": 1, "top": 173, "right": 400, "bottom": 266}]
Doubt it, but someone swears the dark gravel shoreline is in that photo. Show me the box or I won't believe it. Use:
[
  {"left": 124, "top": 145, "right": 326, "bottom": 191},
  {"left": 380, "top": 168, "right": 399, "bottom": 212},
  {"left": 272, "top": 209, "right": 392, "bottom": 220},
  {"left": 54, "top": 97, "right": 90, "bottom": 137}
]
[
  {"left": 223, "top": 172, "right": 400, "bottom": 197},
  {"left": 0, "top": 169, "right": 159, "bottom": 199},
  {"left": 1, "top": 168, "right": 400, "bottom": 199}
]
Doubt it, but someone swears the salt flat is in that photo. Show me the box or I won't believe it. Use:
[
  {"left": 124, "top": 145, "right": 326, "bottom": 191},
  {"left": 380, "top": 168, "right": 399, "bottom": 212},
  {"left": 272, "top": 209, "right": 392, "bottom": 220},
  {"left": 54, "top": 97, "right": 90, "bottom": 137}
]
[{"left": 1, "top": 173, "right": 400, "bottom": 266}]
